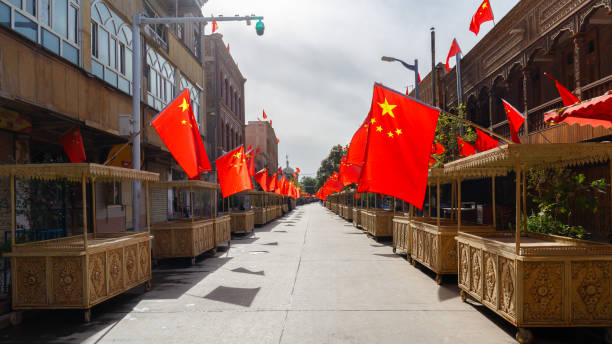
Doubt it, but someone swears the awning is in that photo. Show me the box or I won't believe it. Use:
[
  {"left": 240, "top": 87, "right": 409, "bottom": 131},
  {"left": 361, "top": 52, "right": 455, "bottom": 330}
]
[{"left": 544, "top": 92, "right": 612, "bottom": 128}]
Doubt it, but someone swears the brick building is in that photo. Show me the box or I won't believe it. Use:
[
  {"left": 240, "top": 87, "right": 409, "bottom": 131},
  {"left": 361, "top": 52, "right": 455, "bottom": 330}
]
[
  {"left": 245, "top": 120, "right": 278, "bottom": 173},
  {"left": 204, "top": 33, "right": 246, "bottom": 166}
]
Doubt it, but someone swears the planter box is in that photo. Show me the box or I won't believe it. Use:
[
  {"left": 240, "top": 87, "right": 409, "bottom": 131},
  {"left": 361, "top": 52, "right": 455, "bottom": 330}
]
[
  {"left": 392, "top": 216, "right": 411, "bottom": 255},
  {"left": 231, "top": 211, "right": 255, "bottom": 233},
  {"left": 362, "top": 210, "right": 393, "bottom": 238},
  {"left": 214, "top": 215, "right": 231, "bottom": 247},
  {"left": 353, "top": 208, "right": 362, "bottom": 228}
]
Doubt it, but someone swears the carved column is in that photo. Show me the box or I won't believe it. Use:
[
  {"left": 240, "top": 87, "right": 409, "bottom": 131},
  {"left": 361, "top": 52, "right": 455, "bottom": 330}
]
[
  {"left": 522, "top": 68, "right": 531, "bottom": 135},
  {"left": 573, "top": 33, "right": 586, "bottom": 99},
  {"left": 488, "top": 89, "right": 495, "bottom": 130}
]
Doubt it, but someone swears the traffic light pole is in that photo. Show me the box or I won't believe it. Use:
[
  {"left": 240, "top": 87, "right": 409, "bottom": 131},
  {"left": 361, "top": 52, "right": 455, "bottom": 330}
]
[{"left": 130, "top": 13, "right": 263, "bottom": 231}]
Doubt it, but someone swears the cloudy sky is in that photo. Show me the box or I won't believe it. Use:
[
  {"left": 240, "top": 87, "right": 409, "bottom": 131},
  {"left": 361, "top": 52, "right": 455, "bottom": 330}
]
[{"left": 202, "top": 0, "right": 519, "bottom": 177}]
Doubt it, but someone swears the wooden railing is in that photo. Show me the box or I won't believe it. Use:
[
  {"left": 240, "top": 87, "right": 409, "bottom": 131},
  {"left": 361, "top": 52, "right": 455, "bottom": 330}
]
[{"left": 581, "top": 75, "right": 612, "bottom": 100}]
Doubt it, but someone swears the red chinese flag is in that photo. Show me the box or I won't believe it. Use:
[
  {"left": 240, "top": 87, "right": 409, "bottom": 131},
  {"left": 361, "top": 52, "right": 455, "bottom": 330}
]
[
  {"left": 212, "top": 21, "right": 219, "bottom": 33},
  {"left": 215, "top": 146, "right": 253, "bottom": 197},
  {"left": 274, "top": 177, "right": 284, "bottom": 195},
  {"left": 296, "top": 167, "right": 301, "bottom": 174},
  {"left": 474, "top": 128, "right": 499, "bottom": 152},
  {"left": 339, "top": 155, "right": 361, "bottom": 187},
  {"left": 60, "top": 126, "right": 86, "bottom": 163},
  {"left": 469, "top": 0, "right": 494, "bottom": 35},
  {"left": 501, "top": 99, "right": 525, "bottom": 144},
  {"left": 276, "top": 138, "right": 279, "bottom": 143},
  {"left": 544, "top": 72, "right": 580, "bottom": 107},
  {"left": 445, "top": 39, "right": 462, "bottom": 72},
  {"left": 432, "top": 142, "right": 445, "bottom": 155},
  {"left": 255, "top": 168, "right": 268, "bottom": 191},
  {"left": 418, "top": 73, "right": 422, "bottom": 83},
  {"left": 457, "top": 135, "right": 476, "bottom": 157},
  {"left": 226, "top": 43, "right": 230, "bottom": 51},
  {"left": 268, "top": 173, "right": 277, "bottom": 192},
  {"left": 245, "top": 146, "right": 256, "bottom": 176},
  {"left": 263, "top": 110, "right": 268, "bottom": 119},
  {"left": 151, "top": 89, "right": 211, "bottom": 178},
  {"left": 357, "top": 84, "right": 440, "bottom": 209},
  {"left": 346, "top": 110, "right": 374, "bottom": 166}
]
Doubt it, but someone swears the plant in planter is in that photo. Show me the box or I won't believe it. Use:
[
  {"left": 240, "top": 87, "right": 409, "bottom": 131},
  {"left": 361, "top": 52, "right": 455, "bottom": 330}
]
[{"left": 526, "top": 168, "right": 609, "bottom": 240}]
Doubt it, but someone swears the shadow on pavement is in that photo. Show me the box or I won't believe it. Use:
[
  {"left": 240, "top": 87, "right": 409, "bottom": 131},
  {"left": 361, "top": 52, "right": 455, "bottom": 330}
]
[
  {"left": 201, "top": 286, "right": 261, "bottom": 307},
  {"left": 231, "top": 267, "right": 265, "bottom": 276}
]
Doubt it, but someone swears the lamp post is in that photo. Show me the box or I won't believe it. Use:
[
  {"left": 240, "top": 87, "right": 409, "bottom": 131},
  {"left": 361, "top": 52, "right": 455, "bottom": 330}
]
[
  {"left": 130, "top": 13, "right": 264, "bottom": 231},
  {"left": 381, "top": 56, "right": 419, "bottom": 99}
]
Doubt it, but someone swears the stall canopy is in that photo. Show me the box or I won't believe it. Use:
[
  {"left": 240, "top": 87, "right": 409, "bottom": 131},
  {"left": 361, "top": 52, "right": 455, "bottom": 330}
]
[
  {"left": 544, "top": 92, "right": 612, "bottom": 129},
  {"left": 0, "top": 163, "right": 159, "bottom": 181}
]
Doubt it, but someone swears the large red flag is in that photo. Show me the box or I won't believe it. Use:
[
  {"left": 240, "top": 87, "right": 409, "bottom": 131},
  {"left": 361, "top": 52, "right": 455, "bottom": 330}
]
[
  {"left": 457, "top": 135, "right": 476, "bottom": 157},
  {"left": 327, "top": 172, "right": 343, "bottom": 192},
  {"left": 501, "top": 99, "right": 525, "bottom": 144},
  {"left": 357, "top": 84, "right": 439, "bottom": 209},
  {"left": 339, "top": 155, "right": 361, "bottom": 187},
  {"left": 268, "top": 173, "right": 277, "bottom": 193},
  {"left": 245, "top": 146, "right": 256, "bottom": 176},
  {"left": 215, "top": 146, "right": 253, "bottom": 197},
  {"left": 275, "top": 177, "right": 285, "bottom": 195},
  {"left": 445, "top": 39, "right": 462, "bottom": 72},
  {"left": 254, "top": 168, "right": 268, "bottom": 191},
  {"left": 474, "top": 128, "right": 499, "bottom": 152},
  {"left": 60, "top": 126, "right": 87, "bottom": 163},
  {"left": 151, "top": 89, "right": 211, "bottom": 178},
  {"left": 544, "top": 72, "right": 580, "bottom": 107},
  {"left": 469, "top": 0, "right": 494, "bottom": 35}
]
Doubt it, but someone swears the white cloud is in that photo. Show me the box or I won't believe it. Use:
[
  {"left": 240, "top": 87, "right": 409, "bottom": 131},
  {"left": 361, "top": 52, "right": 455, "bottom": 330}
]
[{"left": 203, "top": 0, "right": 519, "bottom": 176}]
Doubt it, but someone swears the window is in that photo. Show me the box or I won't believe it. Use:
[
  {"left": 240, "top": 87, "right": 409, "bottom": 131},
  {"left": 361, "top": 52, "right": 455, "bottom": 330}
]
[
  {"left": 1, "top": 0, "right": 80, "bottom": 64},
  {"left": 146, "top": 44, "right": 176, "bottom": 111},
  {"left": 180, "top": 76, "right": 202, "bottom": 128},
  {"left": 91, "top": 0, "right": 133, "bottom": 94}
]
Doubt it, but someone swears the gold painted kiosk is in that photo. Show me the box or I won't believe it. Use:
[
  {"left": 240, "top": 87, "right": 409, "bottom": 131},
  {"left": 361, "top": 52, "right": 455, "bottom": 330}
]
[
  {"left": 445, "top": 143, "right": 612, "bottom": 343},
  {"left": 229, "top": 192, "right": 255, "bottom": 233},
  {"left": 361, "top": 193, "right": 394, "bottom": 239},
  {"left": 1, "top": 163, "right": 158, "bottom": 324},
  {"left": 151, "top": 180, "right": 218, "bottom": 264}
]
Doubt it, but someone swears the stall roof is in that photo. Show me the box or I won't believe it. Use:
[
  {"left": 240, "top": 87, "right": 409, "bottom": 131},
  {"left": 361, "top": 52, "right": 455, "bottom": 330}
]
[
  {"left": 544, "top": 92, "right": 612, "bottom": 129},
  {"left": 428, "top": 167, "right": 508, "bottom": 184},
  {"left": 0, "top": 163, "right": 159, "bottom": 182},
  {"left": 444, "top": 143, "right": 612, "bottom": 173},
  {"left": 153, "top": 180, "right": 219, "bottom": 190}
]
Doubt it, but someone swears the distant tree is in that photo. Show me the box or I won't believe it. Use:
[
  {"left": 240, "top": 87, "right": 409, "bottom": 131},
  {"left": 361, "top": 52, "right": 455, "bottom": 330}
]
[
  {"left": 300, "top": 176, "right": 317, "bottom": 194},
  {"left": 316, "top": 144, "right": 344, "bottom": 188}
]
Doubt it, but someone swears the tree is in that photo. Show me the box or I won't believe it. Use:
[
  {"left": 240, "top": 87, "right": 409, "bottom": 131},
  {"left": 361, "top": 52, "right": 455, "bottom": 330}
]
[
  {"left": 300, "top": 176, "right": 317, "bottom": 194},
  {"left": 316, "top": 144, "right": 344, "bottom": 188}
]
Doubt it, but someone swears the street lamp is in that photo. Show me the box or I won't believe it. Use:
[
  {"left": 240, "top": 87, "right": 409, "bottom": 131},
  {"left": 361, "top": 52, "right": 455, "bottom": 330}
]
[
  {"left": 130, "top": 14, "right": 264, "bottom": 231},
  {"left": 381, "top": 56, "right": 419, "bottom": 99}
]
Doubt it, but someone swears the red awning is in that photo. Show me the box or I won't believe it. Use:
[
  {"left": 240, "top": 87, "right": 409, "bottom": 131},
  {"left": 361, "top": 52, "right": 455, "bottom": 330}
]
[{"left": 544, "top": 92, "right": 612, "bottom": 128}]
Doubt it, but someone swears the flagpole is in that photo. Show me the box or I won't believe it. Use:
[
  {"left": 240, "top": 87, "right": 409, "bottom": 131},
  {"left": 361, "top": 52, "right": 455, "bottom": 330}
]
[{"left": 103, "top": 130, "right": 142, "bottom": 166}]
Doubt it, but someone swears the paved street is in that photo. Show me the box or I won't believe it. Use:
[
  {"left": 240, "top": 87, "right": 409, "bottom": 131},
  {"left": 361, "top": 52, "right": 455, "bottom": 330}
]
[{"left": 1, "top": 204, "right": 603, "bottom": 344}]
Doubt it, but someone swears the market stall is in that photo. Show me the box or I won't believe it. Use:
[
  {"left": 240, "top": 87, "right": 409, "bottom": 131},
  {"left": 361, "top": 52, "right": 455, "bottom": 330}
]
[
  {"left": 445, "top": 143, "right": 612, "bottom": 342},
  {"left": 339, "top": 189, "right": 354, "bottom": 222},
  {"left": 409, "top": 168, "right": 504, "bottom": 284},
  {"left": 1, "top": 163, "right": 158, "bottom": 323},
  {"left": 229, "top": 192, "right": 255, "bottom": 234},
  {"left": 352, "top": 193, "right": 363, "bottom": 228},
  {"left": 362, "top": 193, "right": 394, "bottom": 239},
  {"left": 392, "top": 199, "right": 411, "bottom": 255},
  {"left": 151, "top": 180, "right": 218, "bottom": 264},
  {"left": 215, "top": 193, "right": 232, "bottom": 250}
]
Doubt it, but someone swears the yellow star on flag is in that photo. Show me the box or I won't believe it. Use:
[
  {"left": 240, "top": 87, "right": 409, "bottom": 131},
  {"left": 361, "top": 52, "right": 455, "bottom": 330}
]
[
  {"left": 181, "top": 120, "right": 187, "bottom": 125},
  {"left": 387, "top": 131, "right": 394, "bottom": 138},
  {"left": 395, "top": 128, "right": 403, "bottom": 135},
  {"left": 178, "top": 98, "right": 189, "bottom": 112},
  {"left": 370, "top": 118, "right": 376, "bottom": 124},
  {"left": 376, "top": 126, "right": 383, "bottom": 132},
  {"left": 378, "top": 98, "right": 397, "bottom": 118},
  {"left": 482, "top": 2, "right": 487, "bottom": 9}
]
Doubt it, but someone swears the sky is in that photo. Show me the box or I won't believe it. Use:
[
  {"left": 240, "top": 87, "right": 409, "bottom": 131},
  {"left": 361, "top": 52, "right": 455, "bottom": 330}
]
[{"left": 202, "top": 0, "right": 519, "bottom": 177}]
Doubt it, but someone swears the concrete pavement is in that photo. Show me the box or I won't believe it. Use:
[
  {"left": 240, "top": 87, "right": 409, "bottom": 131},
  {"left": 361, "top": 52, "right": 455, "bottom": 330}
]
[{"left": 1, "top": 203, "right": 600, "bottom": 343}]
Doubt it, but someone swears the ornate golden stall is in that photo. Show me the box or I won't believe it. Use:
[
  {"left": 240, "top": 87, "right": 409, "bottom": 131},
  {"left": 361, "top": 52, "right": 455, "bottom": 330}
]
[
  {"left": 229, "top": 192, "right": 255, "bottom": 233},
  {"left": 409, "top": 168, "right": 503, "bottom": 284},
  {"left": 151, "top": 180, "right": 218, "bottom": 264},
  {"left": 362, "top": 193, "right": 394, "bottom": 239},
  {"left": 445, "top": 143, "right": 612, "bottom": 343},
  {"left": 1, "top": 164, "right": 158, "bottom": 323}
]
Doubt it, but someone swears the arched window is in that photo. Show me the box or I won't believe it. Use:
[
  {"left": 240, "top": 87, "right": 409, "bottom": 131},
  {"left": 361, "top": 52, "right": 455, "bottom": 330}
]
[
  {"left": 146, "top": 44, "right": 176, "bottom": 111},
  {"left": 91, "top": 0, "right": 132, "bottom": 93}
]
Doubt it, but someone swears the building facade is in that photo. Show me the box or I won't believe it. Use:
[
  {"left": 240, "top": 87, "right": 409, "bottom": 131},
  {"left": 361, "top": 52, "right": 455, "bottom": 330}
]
[
  {"left": 414, "top": 0, "right": 612, "bottom": 240},
  {"left": 0, "top": 0, "right": 209, "bottom": 233},
  {"left": 245, "top": 120, "right": 278, "bottom": 173},
  {"left": 204, "top": 33, "right": 246, "bottom": 166}
]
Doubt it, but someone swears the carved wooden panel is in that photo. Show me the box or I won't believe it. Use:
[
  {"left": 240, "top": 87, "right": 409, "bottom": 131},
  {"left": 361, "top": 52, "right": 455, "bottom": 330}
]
[
  {"left": 431, "top": 236, "right": 439, "bottom": 270},
  {"left": 88, "top": 252, "right": 107, "bottom": 303},
  {"left": 441, "top": 236, "right": 458, "bottom": 272},
  {"left": 125, "top": 244, "right": 139, "bottom": 287},
  {"left": 153, "top": 230, "right": 171, "bottom": 257},
  {"left": 570, "top": 261, "right": 612, "bottom": 323},
  {"left": 523, "top": 262, "right": 564, "bottom": 323},
  {"left": 174, "top": 229, "right": 192, "bottom": 256},
  {"left": 51, "top": 257, "right": 83, "bottom": 306},
  {"left": 459, "top": 243, "right": 470, "bottom": 290},
  {"left": 138, "top": 242, "right": 151, "bottom": 279},
  {"left": 14, "top": 257, "right": 47, "bottom": 306},
  {"left": 108, "top": 248, "right": 124, "bottom": 295},
  {"left": 499, "top": 257, "right": 516, "bottom": 320},
  {"left": 483, "top": 252, "right": 498, "bottom": 307},
  {"left": 470, "top": 248, "right": 483, "bottom": 297}
]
